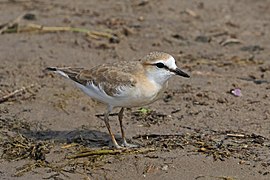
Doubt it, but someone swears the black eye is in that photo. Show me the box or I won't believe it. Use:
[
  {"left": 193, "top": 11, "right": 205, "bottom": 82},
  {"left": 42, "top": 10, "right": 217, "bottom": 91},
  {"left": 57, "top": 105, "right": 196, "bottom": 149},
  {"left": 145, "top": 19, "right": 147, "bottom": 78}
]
[{"left": 155, "top": 62, "right": 165, "bottom": 68}]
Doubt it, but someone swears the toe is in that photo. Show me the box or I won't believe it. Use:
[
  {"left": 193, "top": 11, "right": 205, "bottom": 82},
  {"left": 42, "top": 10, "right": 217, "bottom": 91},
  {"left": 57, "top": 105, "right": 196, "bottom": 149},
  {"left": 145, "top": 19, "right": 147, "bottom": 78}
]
[{"left": 122, "top": 140, "right": 139, "bottom": 148}]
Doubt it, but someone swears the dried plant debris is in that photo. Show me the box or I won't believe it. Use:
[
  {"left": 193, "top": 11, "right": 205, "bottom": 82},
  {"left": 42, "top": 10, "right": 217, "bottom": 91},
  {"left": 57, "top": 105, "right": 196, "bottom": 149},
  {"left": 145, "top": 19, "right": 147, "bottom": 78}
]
[
  {"left": 13, "top": 153, "right": 106, "bottom": 178},
  {"left": 0, "top": 130, "right": 155, "bottom": 177},
  {"left": 220, "top": 38, "right": 242, "bottom": 46},
  {"left": 0, "top": 84, "right": 36, "bottom": 104},
  {"left": 134, "top": 134, "right": 185, "bottom": 150},
  {"left": 134, "top": 129, "right": 270, "bottom": 163},
  {"left": 67, "top": 147, "right": 155, "bottom": 159},
  {"left": 0, "top": 21, "right": 118, "bottom": 41},
  {"left": 0, "top": 116, "right": 155, "bottom": 177},
  {"left": 1, "top": 133, "right": 52, "bottom": 161},
  {"left": 1, "top": 115, "right": 269, "bottom": 177},
  {"left": 0, "top": 117, "right": 31, "bottom": 132},
  {"left": 131, "top": 108, "right": 169, "bottom": 126}
]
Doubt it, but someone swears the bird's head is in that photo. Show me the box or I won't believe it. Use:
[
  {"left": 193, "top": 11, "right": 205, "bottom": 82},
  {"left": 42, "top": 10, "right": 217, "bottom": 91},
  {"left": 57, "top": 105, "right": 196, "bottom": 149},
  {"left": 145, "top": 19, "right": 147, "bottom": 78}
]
[{"left": 141, "top": 52, "right": 190, "bottom": 85}]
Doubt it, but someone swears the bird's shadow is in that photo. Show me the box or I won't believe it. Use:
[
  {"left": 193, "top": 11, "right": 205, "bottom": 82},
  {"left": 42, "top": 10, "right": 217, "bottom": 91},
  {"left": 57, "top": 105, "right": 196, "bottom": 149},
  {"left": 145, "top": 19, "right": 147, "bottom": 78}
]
[{"left": 20, "top": 129, "right": 123, "bottom": 148}]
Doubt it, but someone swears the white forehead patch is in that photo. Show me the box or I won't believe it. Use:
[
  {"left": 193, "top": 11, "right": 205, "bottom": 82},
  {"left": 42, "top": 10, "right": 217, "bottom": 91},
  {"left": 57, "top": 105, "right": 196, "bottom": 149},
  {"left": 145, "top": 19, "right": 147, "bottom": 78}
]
[{"left": 155, "top": 56, "right": 177, "bottom": 70}]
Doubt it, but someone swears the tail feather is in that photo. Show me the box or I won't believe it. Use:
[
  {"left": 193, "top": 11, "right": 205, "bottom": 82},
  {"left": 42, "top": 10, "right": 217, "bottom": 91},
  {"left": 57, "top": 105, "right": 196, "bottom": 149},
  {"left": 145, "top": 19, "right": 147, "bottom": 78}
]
[
  {"left": 46, "top": 67, "right": 58, "bottom": 71},
  {"left": 46, "top": 67, "right": 70, "bottom": 78},
  {"left": 46, "top": 67, "right": 85, "bottom": 81}
]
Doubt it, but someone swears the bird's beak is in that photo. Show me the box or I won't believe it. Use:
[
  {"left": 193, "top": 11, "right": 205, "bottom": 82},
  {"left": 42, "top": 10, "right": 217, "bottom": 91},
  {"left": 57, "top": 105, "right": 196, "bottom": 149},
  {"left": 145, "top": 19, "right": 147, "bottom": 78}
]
[{"left": 171, "top": 68, "right": 190, "bottom": 78}]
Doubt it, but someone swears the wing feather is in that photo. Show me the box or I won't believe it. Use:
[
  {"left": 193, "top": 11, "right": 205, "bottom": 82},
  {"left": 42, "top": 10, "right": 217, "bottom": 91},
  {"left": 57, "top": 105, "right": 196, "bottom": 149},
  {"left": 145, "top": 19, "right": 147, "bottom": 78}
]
[{"left": 51, "top": 62, "right": 138, "bottom": 97}]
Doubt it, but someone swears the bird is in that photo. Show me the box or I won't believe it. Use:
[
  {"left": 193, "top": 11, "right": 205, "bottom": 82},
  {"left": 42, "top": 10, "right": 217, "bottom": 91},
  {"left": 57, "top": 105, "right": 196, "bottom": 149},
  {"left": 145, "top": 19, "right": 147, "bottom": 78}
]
[{"left": 46, "top": 51, "right": 190, "bottom": 148}]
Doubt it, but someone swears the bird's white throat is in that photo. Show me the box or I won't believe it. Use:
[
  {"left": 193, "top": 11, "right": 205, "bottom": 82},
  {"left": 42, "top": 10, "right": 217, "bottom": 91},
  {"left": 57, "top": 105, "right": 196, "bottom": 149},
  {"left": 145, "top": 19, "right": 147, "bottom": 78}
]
[{"left": 146, "top": 56, "right": 177, "bottom": 85}]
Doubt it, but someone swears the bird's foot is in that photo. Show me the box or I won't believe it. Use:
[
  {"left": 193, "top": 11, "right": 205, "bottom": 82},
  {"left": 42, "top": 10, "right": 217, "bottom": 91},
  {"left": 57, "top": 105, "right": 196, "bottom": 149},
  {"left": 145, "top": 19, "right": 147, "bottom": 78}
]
[
  {"left": 109, "top": 139, "right": 138, "bottom": 149},
  {"left": 121, "top": 139, "right": 139, "bottom": 148},
  {"left": 114, "top": 144, "right": 124, "bottom": 149},
  {"left": 109, "top": 140, "right": 123, "bottom": 149}
]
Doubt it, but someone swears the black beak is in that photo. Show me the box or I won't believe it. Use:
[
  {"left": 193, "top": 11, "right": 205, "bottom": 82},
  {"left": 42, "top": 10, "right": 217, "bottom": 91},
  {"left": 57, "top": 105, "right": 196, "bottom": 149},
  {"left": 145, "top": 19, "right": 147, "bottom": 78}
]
[{"left": 171, "top": 68, "right": 190, "bottom": 78}]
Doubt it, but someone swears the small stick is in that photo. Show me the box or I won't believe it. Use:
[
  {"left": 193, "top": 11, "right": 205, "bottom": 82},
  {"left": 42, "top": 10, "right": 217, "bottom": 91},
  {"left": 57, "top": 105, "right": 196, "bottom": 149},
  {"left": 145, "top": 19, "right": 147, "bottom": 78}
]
[
  {"left": 185, "top": 8, "right": 199, "bottom": 18},
  {"left": 220, "top": 38, "right": 242, "bottom": 46},
  {"left": 0, "top": 13, "right": 24, "bottom": 34},
  {"left": 226, "top": 133, "right": 245, "bottom": 138},
  {"left": 0, "top": 84, "right": 35, "bottom": 104},
  {"left": 3, "top": 23, "right": 116, "bottom": 40},
  {"left": 61, "top": 143, "right": 78, "bottom": 149}
]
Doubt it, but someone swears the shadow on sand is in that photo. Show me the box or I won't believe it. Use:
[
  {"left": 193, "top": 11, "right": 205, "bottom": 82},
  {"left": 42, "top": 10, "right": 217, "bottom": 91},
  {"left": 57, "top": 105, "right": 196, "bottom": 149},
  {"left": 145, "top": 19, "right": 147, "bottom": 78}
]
[{"left": 19, "top": 129, "right": 120, "bottom": 148}]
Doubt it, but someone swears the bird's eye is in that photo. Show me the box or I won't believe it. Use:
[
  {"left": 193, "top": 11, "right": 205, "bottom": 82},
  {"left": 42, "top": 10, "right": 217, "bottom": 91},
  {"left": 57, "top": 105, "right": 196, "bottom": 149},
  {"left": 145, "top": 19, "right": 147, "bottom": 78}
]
[{"left": 155, "top": 62, "right": 165, "bottom": 68}]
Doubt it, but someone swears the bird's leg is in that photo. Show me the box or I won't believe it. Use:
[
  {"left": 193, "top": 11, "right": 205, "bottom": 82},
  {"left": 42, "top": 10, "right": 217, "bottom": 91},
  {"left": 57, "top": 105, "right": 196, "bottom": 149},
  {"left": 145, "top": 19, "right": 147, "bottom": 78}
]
[
  {"left": 104, "top": 109, "right": 121, "bottom": 149},
  {"left": 118, "top": 108, "right": 127, "bottom": 144},
  {"left": 118, "top": 108, "right": 138, "bottom": 148}
]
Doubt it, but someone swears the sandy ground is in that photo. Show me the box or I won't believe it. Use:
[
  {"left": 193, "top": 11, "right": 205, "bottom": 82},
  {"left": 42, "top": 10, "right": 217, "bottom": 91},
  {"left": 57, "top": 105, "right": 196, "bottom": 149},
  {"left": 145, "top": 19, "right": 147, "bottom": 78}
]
[{"left": 0, "top": 0, "right": 270, "bottom": 179}]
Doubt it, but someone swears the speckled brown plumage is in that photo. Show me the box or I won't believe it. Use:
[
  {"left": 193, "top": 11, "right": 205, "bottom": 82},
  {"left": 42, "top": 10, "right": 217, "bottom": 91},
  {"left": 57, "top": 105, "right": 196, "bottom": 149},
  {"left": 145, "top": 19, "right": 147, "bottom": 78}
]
[
  {"left": 53, "top": 61, "right": 141, "bottom": 96},
  {"left": 140, "top": 51, "right": 172, "bottom": 64}
]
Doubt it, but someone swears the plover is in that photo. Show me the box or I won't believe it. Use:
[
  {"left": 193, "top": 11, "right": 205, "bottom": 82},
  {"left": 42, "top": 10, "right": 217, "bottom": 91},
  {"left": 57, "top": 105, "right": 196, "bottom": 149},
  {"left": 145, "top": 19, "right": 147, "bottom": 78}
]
[{"left": 46, "top": 52, "right": 190, "bottom": 148}]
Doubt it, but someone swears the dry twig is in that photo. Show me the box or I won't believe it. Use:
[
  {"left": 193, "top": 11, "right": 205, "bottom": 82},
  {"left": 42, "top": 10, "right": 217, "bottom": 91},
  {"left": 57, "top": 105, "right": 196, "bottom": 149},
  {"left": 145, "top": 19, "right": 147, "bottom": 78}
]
[
  {"left": 0, "top": 84, "right": 35, "bottom": 104},
  {"left": 1, "top": 23, "right": 118, "bottom": 40},
  {"left": 226, "top": 133, "right": 245, "bottom": 138},
  {"left": 0, "top": 13, "right": 24, "bottom": 34}
]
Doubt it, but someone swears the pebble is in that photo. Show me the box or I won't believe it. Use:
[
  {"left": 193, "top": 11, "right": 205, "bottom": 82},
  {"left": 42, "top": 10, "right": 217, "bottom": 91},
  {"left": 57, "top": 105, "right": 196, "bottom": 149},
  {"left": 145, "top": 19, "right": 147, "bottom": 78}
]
[{"left": 161, "top": 165, "right": 169, "bottom": 171}]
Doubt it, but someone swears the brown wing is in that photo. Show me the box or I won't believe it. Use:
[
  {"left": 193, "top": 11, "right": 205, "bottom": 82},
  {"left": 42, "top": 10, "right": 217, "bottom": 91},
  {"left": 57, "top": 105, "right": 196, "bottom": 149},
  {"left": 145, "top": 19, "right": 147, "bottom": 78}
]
[{"left": 56, "top": 62, "right": 138, "bottom": 96}]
